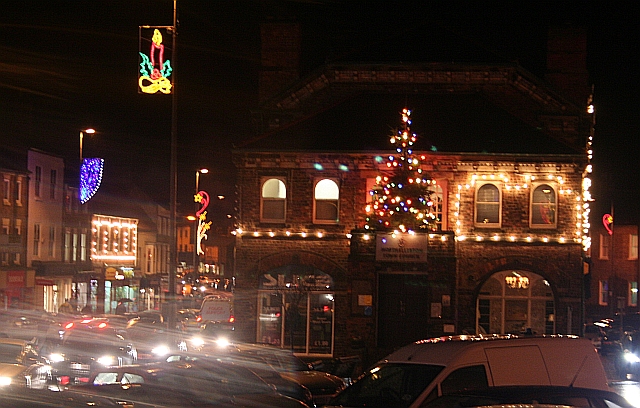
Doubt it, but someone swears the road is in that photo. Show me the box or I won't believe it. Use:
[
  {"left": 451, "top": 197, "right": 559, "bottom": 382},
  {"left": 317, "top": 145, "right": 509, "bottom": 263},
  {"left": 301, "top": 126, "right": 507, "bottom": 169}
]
[{"left": 601, "top": 353, "right": 640, "bottom": 407}]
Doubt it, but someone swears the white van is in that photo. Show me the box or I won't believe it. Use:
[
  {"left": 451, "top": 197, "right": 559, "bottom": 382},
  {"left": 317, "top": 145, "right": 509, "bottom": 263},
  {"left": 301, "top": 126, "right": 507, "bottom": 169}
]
[
  {"left": 325, "top": 334, "right": 610, "bottom": 408},
  {"left": 197, "top": 293, "right": 235, "bottom": 339}
]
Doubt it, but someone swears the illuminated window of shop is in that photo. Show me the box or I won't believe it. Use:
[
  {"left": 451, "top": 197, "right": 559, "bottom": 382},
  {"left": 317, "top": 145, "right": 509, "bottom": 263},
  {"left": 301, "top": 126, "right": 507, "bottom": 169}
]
[
  {"left": 475, "top": 183, "right": 501, "bottom": 227},
  {"left": 261, "top": 178, "right": 286, "bottom": 223},
  {"left": 599, "top": 280, "right": 609, "bottom": 306},
  {"left": 313, "top": 179, "right": 339, "bottom": 224},
  {"left": 599, "top": 234, "right": 610, "bottom": 260},
  {"left": 476, "top": 271, "right": 554, "bottom": 335},
  {"left": 530, "top": 184, "right": 556, "bottom": 228},
  {"left": 630, "top": 234, "right": 638, "bottom": 260},
  {"left": 629, "top": 282, "right": 638, "bottom": 307},
  {"left": 257, "top": 268, "right": 334, "bottom": 356}
]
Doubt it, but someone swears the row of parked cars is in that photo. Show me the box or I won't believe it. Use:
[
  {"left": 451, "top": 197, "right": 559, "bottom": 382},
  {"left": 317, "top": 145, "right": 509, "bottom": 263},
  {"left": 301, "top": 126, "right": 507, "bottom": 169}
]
[{"left": 585, "top": 313, "right": 640, "bottom": 381}]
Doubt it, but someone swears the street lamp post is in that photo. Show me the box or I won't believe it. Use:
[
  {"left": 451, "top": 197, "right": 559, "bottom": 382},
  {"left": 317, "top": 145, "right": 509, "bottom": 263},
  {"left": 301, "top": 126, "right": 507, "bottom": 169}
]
[
  {"left": 193, "top": 168, "right": 209, "bottom": 274},
  {"left": 79, "top": 128, "right": 96, "bottom": 162}
]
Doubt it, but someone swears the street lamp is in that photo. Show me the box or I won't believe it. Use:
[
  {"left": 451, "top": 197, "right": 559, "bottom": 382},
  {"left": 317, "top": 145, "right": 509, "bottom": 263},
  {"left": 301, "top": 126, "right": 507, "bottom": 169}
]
[
  {"left": 79, "top": 128, "right": 96, "bottom": 162},
  {"left": 193, "top": 168, "right": 209, "bottom": 273}
]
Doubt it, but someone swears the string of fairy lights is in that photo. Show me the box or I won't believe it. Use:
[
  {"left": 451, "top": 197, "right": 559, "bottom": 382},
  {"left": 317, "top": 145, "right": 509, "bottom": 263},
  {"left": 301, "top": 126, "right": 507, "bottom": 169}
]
[{"left": 231, "top": 102, "right": 595, "bottom": 252}]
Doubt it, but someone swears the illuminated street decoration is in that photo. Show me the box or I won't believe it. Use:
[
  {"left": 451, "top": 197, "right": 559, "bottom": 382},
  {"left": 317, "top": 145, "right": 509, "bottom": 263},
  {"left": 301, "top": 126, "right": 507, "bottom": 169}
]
[
  {"left": 138, "top": 28, "right": 173, "bottom": 94},
  {"left": 90, "top": 215, "right": 138, "bottom": 261},
  {"left": 79, "top": 158, "right": 104, "bottom": 204},
  {"left": 365, "top": 108, "right": 437, "bottom": 232},
  {"left": 603, "top": 213, "right": 613, "bottom": 235},
  {"left": 195, "top": 190, "right": 212, "bottom": 256},
  {"left": 505, "top": 275, "right": 530, "bottom": 289}
]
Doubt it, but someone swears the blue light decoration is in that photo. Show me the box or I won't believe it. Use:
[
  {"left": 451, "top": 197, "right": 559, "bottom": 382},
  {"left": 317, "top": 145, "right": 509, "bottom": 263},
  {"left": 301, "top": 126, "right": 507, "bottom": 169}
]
[{"left": 79, "top": 158, "right": 104, "bottom": 204}]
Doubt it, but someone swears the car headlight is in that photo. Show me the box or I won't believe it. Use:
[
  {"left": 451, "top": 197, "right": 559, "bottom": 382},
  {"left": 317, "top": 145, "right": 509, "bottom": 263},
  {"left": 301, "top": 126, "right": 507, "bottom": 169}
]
[
  {"left": 49, "top": 353, "right": 65, "bottom": 363},
  {"left": 97, "top": 355, "right": 116, "bottom": 366},
  {"left": 624, "top": 350, "right": 640, "bottom": 363},
  {"left": 190, "top": 337, "right": 205, "bottom": 347},
  {"left": 0, "top": 377, "right": 12, "bottom": 386},
  {"left": 152, "top": 345, "right": 170, "bottom": 356},
  {"left": 214, "top": 337, "right": 230, "bottom": 348}
]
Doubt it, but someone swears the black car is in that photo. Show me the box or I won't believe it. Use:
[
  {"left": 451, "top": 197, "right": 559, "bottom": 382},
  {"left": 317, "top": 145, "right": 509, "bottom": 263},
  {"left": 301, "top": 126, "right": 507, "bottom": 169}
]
[
  {"left": 413, "top": 385, "right": 634, "bottom": 408},
  {"left": 48, "top": 318, "right": 137, "bottom": 384},
  {"left": 73, "top": 359, "right": 311, "bottom": 407}
]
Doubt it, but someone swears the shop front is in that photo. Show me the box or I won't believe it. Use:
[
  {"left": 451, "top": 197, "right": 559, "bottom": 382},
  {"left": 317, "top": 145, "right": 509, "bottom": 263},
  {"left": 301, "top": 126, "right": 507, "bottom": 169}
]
[{"left": 257, "top": 264, "right": 335, "bottom": 356}]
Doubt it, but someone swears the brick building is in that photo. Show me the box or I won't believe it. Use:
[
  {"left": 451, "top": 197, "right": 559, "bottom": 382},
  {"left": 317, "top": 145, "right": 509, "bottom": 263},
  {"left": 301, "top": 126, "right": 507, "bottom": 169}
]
[
  {"left": 587, "top": 222, "right": 640, "bottom": 321},
  {"left": 229, "top": 23, "right": 593, "bottom": 363}
]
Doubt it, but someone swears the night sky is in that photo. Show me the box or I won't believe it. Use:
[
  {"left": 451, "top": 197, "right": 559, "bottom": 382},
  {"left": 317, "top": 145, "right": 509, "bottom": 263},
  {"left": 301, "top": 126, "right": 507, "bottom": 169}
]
[{"left": 1, "top": 1, "right": 638, "bottom": 224}]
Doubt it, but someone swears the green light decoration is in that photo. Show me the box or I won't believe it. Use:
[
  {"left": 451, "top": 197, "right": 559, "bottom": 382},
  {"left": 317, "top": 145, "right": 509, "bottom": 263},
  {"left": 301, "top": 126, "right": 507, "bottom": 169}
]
[{"left": 364, "top": 108, "right": 438, "bottom": 233}]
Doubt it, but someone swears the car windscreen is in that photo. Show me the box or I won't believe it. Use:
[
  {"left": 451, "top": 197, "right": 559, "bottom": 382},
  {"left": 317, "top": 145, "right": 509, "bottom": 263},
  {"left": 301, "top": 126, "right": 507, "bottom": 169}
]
[
  {"left": 62, "top": 328, "right": 127, "bottom": 353},
  {"left": 328, "top": 363, "right": 444, "bottom": 408}
]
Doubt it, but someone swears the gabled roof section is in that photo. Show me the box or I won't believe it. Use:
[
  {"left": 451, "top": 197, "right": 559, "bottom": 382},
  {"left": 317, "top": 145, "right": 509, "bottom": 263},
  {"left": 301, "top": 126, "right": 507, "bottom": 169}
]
[{"left": 248, "top": 62, "right": 590, "bottom": 152}]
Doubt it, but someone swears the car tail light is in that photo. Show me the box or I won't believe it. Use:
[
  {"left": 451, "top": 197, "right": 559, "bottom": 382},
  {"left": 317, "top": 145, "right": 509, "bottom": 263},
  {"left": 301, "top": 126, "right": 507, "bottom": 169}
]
[
  {"left": 59, "top": 376, "right": 70, "bottom": 385},
  {"left": 78, "top": 377, "right": 90, "bottom": 383},
  {"left": 228, "top": 316, "right": 235, "bottom": 323},
  {"left": 196, "top": 315, "right": 202, "bottom": 322},
  {"left": 98, "top": 322, "right": 108, "bottom": 329},
  {"left": 65, "top": 322, "right": 74, "bottom": 330}
]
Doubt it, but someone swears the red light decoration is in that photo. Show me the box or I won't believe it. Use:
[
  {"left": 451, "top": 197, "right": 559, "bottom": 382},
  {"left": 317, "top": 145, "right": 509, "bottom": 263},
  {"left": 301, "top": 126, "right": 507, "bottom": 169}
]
[
  {"left": 603, "top": 213, "right": 613, "bottom": 235},
  {"left": 194, "top": 190, "right": 212, "bottom": 256}
]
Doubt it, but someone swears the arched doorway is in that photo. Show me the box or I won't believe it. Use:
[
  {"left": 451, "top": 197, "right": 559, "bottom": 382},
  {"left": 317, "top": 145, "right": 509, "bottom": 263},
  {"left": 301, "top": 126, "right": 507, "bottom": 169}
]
[{"left": 476, "top": 270, "right": 555, "bottom": 335}]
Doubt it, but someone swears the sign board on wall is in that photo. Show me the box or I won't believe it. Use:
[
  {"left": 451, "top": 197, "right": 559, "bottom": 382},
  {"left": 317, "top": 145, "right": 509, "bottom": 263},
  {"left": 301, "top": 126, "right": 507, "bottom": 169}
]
[{"left": 375, "top": 233, "right": 428, "bottom": 262}]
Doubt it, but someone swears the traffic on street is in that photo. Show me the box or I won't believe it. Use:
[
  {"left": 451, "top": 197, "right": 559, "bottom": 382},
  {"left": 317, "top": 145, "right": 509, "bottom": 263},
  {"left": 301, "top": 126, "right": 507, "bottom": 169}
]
[{"left": 3, "top": 302, "right": 640, "bottom": 407}]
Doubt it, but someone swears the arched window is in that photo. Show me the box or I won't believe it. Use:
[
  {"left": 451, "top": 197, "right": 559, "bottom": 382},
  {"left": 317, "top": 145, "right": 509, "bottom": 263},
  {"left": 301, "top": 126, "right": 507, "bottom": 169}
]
[
  {"left": 261, "top": 178, "right": 286, "bottom": 222},
  {"left": 475, "top": 183, "right": 501, "bottom": 227},
  {"left": 530, "top": 184, "right": 557, "bottom": 228},
  {"left": 314, "top": 179, "right": 339, "bottom": 224}
]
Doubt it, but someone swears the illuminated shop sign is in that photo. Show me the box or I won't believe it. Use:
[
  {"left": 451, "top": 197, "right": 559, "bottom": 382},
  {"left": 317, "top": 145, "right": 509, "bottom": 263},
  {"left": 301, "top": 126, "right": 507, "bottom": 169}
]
[{"left": 375, "top": 232, "right": 428, "bottom": 262}]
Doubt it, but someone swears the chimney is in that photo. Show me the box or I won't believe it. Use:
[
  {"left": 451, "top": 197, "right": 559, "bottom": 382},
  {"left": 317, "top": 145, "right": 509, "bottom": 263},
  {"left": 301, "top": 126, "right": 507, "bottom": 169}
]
[
  {"left": 259, "top": 21, "right": 301, "bottom": 103},
  {"left": 545, "top": 26, "right": 590, "bottom": 106}
]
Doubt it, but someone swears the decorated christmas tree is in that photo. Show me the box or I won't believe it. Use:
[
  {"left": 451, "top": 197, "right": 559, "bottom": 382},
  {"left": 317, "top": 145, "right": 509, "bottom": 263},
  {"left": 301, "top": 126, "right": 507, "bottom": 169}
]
[{"left": 365, "top": 108, "right": 438, "bottom": 232}]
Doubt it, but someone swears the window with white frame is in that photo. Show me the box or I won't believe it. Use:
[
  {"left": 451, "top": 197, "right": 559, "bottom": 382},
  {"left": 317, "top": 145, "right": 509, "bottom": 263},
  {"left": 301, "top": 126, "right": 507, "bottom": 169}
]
[
  {"left": 475, "top": 183, "right": 501, "bottom": 227},
  {"left": 313, "top": 179, "right": 339, "bottom": 224},
  {"left": 35, "top": 166, "right": 42, "bottom": 198},
  {"left": 630, "top": 234, "right": 638, "bottom": 260},
  {"left": 432, "top": 182, "right": 447, "bottom": 231},
  {"left": 530, "top": 184, "right": 557, "bottom": 228},
  {"left": 2, "top": 218, "right": 9, "bottom": 235},
  {"left": 599, "top": 234, "right": 610, "bottom": 260},
  {"left": 261, "top": 178, "right": 286, "bottom": 222},
  {"left": 33, "top": 224, "right": 41, "bottom": 256},
  {"left": 14, "top": 219, "right": 21, "bottom": 236},
  {"left": 599, "top": 280, "right": 609, "bottom": 306},
  {"left": 50, "top": 169, "right": 57, "bottom": 200},
  {"left": 630, "top": 282, "right": 638, "bottom": 307},
  {"left": 15, "top": 179, "right": 22, "bottom": 205},
  {"left": 49, "top": 226, "right": 55, "bottom": 257},
  {"left": 3, "top": 178, "right": 10, "bottom": 205}
]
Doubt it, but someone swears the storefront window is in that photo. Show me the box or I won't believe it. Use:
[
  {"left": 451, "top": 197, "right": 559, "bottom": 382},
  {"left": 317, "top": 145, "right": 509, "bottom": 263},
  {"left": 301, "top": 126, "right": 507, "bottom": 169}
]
[{"left": 258, "top": 265, "right": 334, "bottom": 356}]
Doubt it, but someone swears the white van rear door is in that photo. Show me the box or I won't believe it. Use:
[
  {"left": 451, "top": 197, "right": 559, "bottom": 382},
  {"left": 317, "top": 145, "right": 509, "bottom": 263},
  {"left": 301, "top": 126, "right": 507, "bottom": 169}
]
[{"left": 484, "top": 346, "right": 550, "bottom": 386}]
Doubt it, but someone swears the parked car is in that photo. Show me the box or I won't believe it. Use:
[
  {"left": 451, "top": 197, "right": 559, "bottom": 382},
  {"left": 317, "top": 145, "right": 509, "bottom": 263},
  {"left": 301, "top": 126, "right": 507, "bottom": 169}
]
[
  {"left": 583, "top": 323, "right": 605, "bottom": 349},
  {"left": 324, "top": 334, "right": 610, "bottom": 408},
  {"left": 419, "top": 385, "right": 634, "bottom": 407},
  {"left": 0, "top": 338, "right": 52, "bottom": 389},
  {"left": 48, "top": 318, "right": 137, "bottom": 384},
  {"left": 198, "top": 342, "right": 347, "bottom": 406},
  {"left": 72, "top": 359, "right": 311, "bottom": 407}
]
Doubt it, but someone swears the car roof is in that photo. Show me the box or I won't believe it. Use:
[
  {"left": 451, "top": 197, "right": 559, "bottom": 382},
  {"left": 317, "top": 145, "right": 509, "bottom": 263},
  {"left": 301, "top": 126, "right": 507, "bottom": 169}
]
[{"left": 0, "top": 338, "right": 30, "bottom": 346}]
